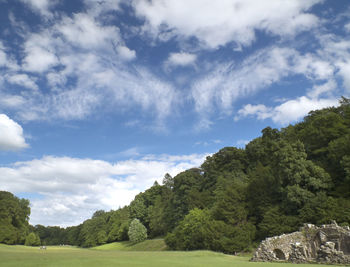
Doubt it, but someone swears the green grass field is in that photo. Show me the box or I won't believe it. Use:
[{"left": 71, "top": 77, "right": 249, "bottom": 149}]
[
  {"left": 0, "top": 243, "right": 345, "bottom": 267},
  {"left": 92, "top": 238, "right": 168, "bottom": 251}
]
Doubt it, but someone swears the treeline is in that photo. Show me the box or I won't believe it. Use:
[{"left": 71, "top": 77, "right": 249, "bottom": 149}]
[
  {"left": 2, "top": 98, "right": 350, "bottom": 253},
  {"left": 0, "top": 191, "right": 40, "bottom": 245}
]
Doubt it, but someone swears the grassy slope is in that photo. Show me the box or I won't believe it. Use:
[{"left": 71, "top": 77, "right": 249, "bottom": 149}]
[
  {"left": 92, "top": 239, "right": 167, "bottom": 251},
  {"left": 0, "top": 244, "right": 344, "bottom": 267}
]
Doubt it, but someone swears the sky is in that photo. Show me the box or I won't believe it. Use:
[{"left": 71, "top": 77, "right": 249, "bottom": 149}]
[{"left": 0, "top": 0, "right": 349, "bottom": 227}]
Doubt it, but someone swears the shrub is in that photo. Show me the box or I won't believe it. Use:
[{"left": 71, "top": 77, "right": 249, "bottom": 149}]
[{"left": 128, "top": 219, "right": 147, "bottom": 243}]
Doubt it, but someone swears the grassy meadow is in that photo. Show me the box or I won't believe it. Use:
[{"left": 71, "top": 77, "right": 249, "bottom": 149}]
[{"left": 0, "top": 242, "right": 345, "bottom": 267}]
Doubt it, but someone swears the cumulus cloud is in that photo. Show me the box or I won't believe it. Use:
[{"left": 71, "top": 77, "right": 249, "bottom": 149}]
[
  {"left": 0, "top": 153, "right": 208, "bottom": 226},
  {"left": 235, "top": 97, "right": 339, "bottom": 125},
  {"left": 0, "top": 114, "right": 28, "bottom": 151},
  {"left": 116, "top": 46, "right": 136, "bottom": 61},
  {"left": 133, "top": 0, "right": 321, "bottom": 48},
  {"left": 235, "top": 104, "right": 272, "bottom": 121}
]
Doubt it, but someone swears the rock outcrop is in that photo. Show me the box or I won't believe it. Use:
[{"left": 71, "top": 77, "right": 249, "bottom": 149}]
[{"left": 251, "top": 221, "right": 350, "bottom": 264}]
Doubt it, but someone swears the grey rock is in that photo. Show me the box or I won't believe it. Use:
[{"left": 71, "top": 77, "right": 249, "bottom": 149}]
[{"left": 251, "top": 222, "right": 350, "bottom": 265}]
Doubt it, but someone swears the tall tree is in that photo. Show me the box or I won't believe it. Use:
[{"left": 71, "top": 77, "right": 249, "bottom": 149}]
[{"left": 0, "top": 191, "right": 30, "bottom": 244}]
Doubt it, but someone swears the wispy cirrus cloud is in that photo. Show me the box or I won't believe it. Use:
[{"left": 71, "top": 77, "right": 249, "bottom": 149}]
[
  {"left": 0, "top": 0, "right": 349, "bottom": 131},
  {"left": 0, "top": 9, "right": 177, "bottom": 125},
  {"left": 191, "top": 36, "right": 349, "bottom": 128}
]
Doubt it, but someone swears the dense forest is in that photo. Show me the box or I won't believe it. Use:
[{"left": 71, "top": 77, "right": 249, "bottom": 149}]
[{"left": 1, "top": 97, "right": 350, "bottom": 253}]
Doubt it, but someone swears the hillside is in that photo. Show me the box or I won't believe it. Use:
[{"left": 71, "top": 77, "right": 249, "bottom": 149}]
[
  {"left": 1, "top": 97, "right": 350, "bottom": 254},
  {"left": 92, "top": 239, "right": 167, "bottom": 251}
]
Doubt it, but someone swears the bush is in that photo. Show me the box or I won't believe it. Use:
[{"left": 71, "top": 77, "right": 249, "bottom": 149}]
[{"left": 128, "top": 219, "right": 147, "bottom": 243}]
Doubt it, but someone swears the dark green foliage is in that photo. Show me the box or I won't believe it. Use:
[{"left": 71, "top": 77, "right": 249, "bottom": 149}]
[
  {"left": 258, "top": 206, "right": 299, "bottom": 238},
  {"left": 0, "top": 191, "right": 30, "bottom": 245},
  {"left": 107, "top": 207, "right": 130, "bottom": 242},
  {"left": 165, "top": 208, "right": 216, "bottom": 250},
  {"left": 35, "top": 225, "right": 66, "bottom": 245}
]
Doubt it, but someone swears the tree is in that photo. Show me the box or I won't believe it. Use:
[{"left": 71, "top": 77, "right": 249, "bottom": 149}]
[
  {"left": 165, "top": 208, "right": 218, "bottom": 251},
  {"left": 162, "top": 173, "right": 174, "bottom": 189},
  {"left": 271, "top": 140, "right": 331, "bottom": 213},
  {"left": 129, "top": 196, "right": 147, "bottom": 223},
  {"left": 128, "top": 219, "right": 147, "bottom": 243},
  {"left": 0, "top": 191, "right": 30, "bottom": 244},
  {"left": 25, "top": 232, "right": 40, "bottom": 246}
]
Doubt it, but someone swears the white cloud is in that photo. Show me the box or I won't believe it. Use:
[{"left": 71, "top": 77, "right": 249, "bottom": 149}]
[
  {"left": 0, "top": 42, "right": 19, "bottom": 70},
  {"left": 1, "top": 0, "right": 348, "bottom": 130},
  {"left": 345, "top": 22, "right": 350, "bottom": 32},
  {"left": 0, "top": 153, "right": 208, "bottom": 226},
  {"left": 166, "top": 52, "right": 197, "bottom": 67},
  {"left": 116, "top": 46, "right": 136, "bottom": 61},
  {"left": 190, "top": 38, "right": 349, "bottom": 128},
  {"left": 272, "top": 97, "right": 338, "bottom": 124},
  {"left": 191, "top": 47, "right": 297, "bottom": 116},
  {"left": 57, "top": 13, "right": 121, "bottom": 50},
  {"left": 19, "top": 0, "right": 55, "bottom": 17},
  {"left": 0, "top": 95, "right": 26, "bottom": 108},
  {"left": 234, "top": 104, "right": 272, "bottom": 121},
  {"left": 338, "top": 61, "right": 350, "bottom": 92},
  {"left": 0, "top": 114, "right": 28, "bottom": 151},
  {"left": 235, "top": 97, "right": 339, "bottom": 125},
  {"left": 0, "top": 49, "right": 6, "bottom": 67},
  {"left": 133, "top": 0, "right": 321, "bottom": 48},
  {"left": 4, "top": 11, "right": 177, "bottom": 124},
  {"left": 307, "top": 80, "right": 337, "bottom": 99},
  {"left": 6, "top": 74, "right": 38, "bottom": 90},
  {"left": 23, "top": 47, "right": 58, "bottom": 72}
]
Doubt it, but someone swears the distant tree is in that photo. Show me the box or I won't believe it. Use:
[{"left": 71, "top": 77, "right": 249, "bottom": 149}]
[
  {"left": 162, "top": 173, "right": 174, "bottom": 189},
  {"left": 128, "top": 219, "right": 147, "bottom": 243},
  {"left": 97, "top": 230, "right": 107, "bottom": 245},
  {"left": 25, "top": 232, "right": 40, "bottom": 246},
  {"left": 92, "top": 210, "right": 105, "bottom": 218},
  {"left": 129, "top": 196, "right": 147, "bottom": 223}
]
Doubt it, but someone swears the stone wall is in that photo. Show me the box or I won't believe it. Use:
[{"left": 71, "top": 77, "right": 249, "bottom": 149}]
[{"left": 251, "top": 222, "right": 350, "bottom": 264}]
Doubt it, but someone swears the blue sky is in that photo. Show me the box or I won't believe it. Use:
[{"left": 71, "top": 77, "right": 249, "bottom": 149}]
[{"left": 0, "top": 0, "right": 349, "bottom": 226}]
